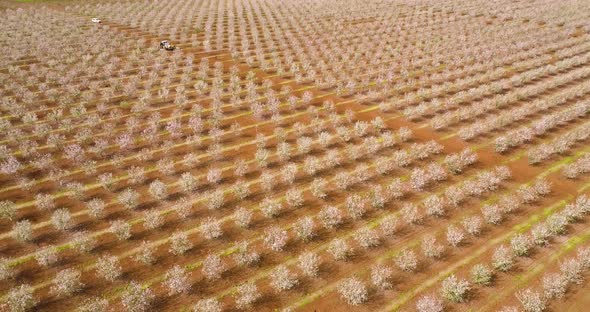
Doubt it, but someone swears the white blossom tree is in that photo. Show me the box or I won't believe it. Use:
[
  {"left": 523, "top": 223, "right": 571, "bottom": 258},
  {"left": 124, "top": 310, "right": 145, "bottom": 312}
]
[
  {"left": 110, "top": 220, "right": 132, "bottom": 240},
  {"left": 319, "top": 206, "right": 343, "bottom": 229},
  {"left": 170, "top": 231, "right": 193, "bottom": 255},
  {"left": 233, "top": 241, "right": 261, "bottom": 267},
  {"left": 193, "top": 298, "right": 222, "bottom": 312},
  {"left": 298, "top": 251, "right": 321, "bottom": 277},
  {"left": 264, "top": 226, "right": 288, "bottom": 252},
  {"left": 346, "top": 194, "right": 367, "bottom": 220},
  {"left": 380, "top": 215, "right": 399, "bottom": 237},
  {"left": 354, "top": 227, "right": 380, "bottom": 248},
  {"left": 441, "top": 275, "right": 470, "bottom": 303},
  {"left": 235, "top": 282, "right": 260, "bottom": 309},
  {"left": 148, "top": 179, "right": 168, "bottom": 200},
  {"left": 12, "top": 220, "right": 33, "bottom": 242},
  {"left": 77, "top": 297, "right": 109, "bottom": 312},
  {"left": 424, "top": 195, "right": 446, "bottom": 217},
  {"left": 87, "top": 198, "right": 106, "bottom": 219},
  {"left": 285, "top": 187, "right": 304, "bottom": 208},
  {"left": 311, "top": 178, "right": 328, "bottom": 199},
  {"left": 498, "top": 306, "right": 519, "bottom": 312},
  {"left": 118, "top": 188, "right": 140, "bottom": 210},
  {"left": 532, "top": 223, "right": 551, "bottom": 246},
  {"left": 202, "top": 254, "right": 226, "bottom": 281},
  {"left": 402, "top": 203, "right": 422, "bottom": 225},
  {"left": 395, "top": 249, "right": 418, "bottom": 272},
  {"left": 416, "top": 294, "right": 443, "bottom": 312},
  {"left": 232, "top": 181, "right": 251, "bottom": 200},
  {"left": 471, "top": 263, "right": 493, "bottom": 286},
  {"left": 179, "top": 172, "right": 198, "bottom": 192},
  {"left": 128, "top": 166, "right": 146, "bottom": 185},
  {"left": 560, "top": 258, "right": 584, "bottom": 285},
  {"left": 121, "top": 281, "right": 155, "bottom": 312},
  {"left": 516, "top": 288, "right": 545, "bottom": 312},
  {"left": 328, "top": 238, "right": 353, "bottom": 261},
  {"left": 446, "top": 225, "right": 465, "bottom": 247},
  {"left": 482, "top": 204, "right": 503, "bottom": 225},
  {"left": 207, "top": 167, "right": 223, "bottom": 184},
  {"left": 200, "top": 217, "right": 223, "bottom": 240},
  {"left": 295, "top": 216, "right": 316, "bottom": 242},
  {"left": 144, "top": 210, "right": 164, "bottom": 230},
  {"left": 422, "top": 234, "right": 444, "bottom": 259},
  {"left": 96, "top": 254, "right": 122, "bottom": 282},
  {"left": 492, "top": 245, "right": 514, "bottom": 272},
  {"left": 270, "top": 265, "right": 299, "bottom": 291},
  {"left": 51, "top": 208, "right": 73, "bottom": 231},
  {"left": 5, "top": 284, "right": 37, "bottom": 312},
  {"left": 0, "top": 257, "right": 14, "bottom": 281},
  {"left": 371, "top": 263, "right": 393, "bottom": 290},
  {"left": 0, "top": 201, "right": 16, "bottom": 221},
  {"left": 50, "top": 268, "right": 83, "bottom": 297},
  {"left": 542, "top": 272, "right": 567, "bottom": 299},
  {"left": 35, "top": 246, "right": 58, "bottom": 267},
  {"left": 337, "top": 277, "right": 368, "bottom": 305},
  {"left": 511, "top": 233, "right": 533, "bottom": 257},
  {"left": 164, "top": 265, "right": 191, "bottom": 296},
  {"left": 35, "top": 194, "right": 55, "bottom": 211},
  {"left": 234, "top": 207, "right": 253, "bottom": 228},
  {"left": 281, "top": 163, "right": 298, "bottom": 185},
  {"left": 462, "top": 216, "right": 483, "bottom": 236},
  {"left": 260, "top": 197, "right": 282, "bottom": 218},
  {"left": 577, "top": 247, "right": 590, "bottom": 268},
  {"left": 135, "top": 241, "right": 156, "bottom": 265}
]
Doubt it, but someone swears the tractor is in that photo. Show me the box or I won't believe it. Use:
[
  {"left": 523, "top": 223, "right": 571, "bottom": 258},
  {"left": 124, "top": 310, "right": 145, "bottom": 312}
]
[{"left": 159, "top": 40, "right": 176, "bottom": 51}]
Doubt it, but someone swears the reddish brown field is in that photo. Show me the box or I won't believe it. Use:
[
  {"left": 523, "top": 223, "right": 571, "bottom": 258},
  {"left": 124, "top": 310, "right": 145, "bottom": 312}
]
[{"left": 1, "top": 0, "right": 590, "bottom": 312}]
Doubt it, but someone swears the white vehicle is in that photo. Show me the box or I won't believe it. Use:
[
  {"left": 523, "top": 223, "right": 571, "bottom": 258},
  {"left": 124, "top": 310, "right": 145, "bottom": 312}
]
[
  {"left": 91, "top": 18, "right": 101, "bottom": 23},
  {"left": 159, "top": 40, "right": 176, "bottom": 51}
]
